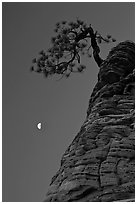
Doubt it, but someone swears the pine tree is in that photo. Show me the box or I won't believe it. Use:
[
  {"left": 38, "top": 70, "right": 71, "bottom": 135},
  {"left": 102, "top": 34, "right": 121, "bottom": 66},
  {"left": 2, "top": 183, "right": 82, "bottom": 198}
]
[{"left": 31, "top": 19, "right": 116, "bottom": 79}]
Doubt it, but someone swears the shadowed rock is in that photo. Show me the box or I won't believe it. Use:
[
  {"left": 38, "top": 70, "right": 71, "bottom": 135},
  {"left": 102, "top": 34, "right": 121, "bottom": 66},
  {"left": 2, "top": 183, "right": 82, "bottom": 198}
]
[{"left": 44, "top": 41, "right": 135, "bottom": 202}]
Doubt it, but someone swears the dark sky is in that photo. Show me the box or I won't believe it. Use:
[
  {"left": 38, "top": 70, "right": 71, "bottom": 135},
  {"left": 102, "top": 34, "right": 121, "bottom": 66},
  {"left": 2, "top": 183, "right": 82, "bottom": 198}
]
[{"left": 2, "top": 2, "right": 135, "bottom": 202}]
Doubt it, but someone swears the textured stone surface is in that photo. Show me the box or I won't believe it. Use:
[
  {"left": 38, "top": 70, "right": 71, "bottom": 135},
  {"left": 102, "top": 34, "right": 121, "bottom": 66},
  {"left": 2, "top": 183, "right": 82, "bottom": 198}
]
[{"left": 44, "top": 41, "right": 135, "bottom": 202}]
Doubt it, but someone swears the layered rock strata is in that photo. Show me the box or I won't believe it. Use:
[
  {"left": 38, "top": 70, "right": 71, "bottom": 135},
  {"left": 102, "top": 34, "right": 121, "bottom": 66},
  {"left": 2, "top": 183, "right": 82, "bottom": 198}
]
[{"left": 45, "top": 41, "right": 135, "bottom": 202}]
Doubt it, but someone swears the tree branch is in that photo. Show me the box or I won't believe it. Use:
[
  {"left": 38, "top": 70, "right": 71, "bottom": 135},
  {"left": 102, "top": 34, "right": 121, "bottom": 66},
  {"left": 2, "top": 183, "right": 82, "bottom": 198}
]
[{"left": 31, "top": 20, "right": 116, "bottom": 78}]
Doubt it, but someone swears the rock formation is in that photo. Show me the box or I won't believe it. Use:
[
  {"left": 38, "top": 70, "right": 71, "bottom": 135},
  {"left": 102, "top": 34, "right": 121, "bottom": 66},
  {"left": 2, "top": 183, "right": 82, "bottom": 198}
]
[{"left": 44, "top": 41, "right": 135, "bottom": 202}]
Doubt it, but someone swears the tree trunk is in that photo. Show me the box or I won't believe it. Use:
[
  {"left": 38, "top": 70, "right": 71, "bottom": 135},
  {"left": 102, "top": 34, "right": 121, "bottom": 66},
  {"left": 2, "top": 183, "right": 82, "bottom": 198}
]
[{"left": 44, "top": 41, "right": 135, "bottom": 202}]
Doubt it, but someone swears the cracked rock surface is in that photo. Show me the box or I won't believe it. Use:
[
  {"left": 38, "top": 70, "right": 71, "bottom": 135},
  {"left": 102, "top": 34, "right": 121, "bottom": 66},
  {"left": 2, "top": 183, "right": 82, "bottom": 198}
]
[{"left": 44, "top": 41, "right": 135, "bottom": 202}]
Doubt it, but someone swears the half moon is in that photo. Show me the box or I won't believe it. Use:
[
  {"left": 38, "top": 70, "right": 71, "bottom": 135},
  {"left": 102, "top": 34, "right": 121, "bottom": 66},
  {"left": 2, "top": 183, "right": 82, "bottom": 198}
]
[{"left": 37, "top": 122, "right": 42, "bottom": 130}]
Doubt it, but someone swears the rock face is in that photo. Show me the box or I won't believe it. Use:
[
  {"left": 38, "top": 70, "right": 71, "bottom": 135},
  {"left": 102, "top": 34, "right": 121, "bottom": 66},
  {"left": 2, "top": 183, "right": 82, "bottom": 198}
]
[{"left": 44, "top": 41, "right": 135, "bottom": 202}]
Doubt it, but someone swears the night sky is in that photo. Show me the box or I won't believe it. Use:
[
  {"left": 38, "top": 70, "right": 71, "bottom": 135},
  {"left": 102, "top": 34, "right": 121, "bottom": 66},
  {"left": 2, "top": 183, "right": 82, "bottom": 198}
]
[{"left": 2, "top": 2, "right": 135, "bottom": 202}]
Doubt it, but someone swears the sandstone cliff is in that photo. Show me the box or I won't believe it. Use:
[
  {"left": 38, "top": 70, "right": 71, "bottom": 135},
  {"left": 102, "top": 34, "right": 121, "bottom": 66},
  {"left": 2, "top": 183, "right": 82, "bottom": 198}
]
[{"left": 44, "top": 41, "right": 135, "bottom": 202}]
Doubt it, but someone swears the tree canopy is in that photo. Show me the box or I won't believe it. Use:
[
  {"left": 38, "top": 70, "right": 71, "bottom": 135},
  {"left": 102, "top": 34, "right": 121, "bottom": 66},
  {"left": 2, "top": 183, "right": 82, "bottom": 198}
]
[{"left": 31, "top": 19, "right": 116, "bottom": 79}]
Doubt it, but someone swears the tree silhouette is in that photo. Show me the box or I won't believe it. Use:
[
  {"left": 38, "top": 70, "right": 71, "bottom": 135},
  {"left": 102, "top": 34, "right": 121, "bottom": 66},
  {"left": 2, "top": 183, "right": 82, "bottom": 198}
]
[{"left": 31, "top": 19, "right": 116, "bottom": 79}]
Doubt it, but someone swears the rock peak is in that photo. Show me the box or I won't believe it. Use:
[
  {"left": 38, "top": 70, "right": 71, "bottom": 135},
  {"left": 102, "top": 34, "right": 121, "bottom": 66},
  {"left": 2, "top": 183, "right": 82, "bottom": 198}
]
[
  {"left": 44, "top": 41, "right": 135, "bottom": 202},
  {"left": 99, "top": 40, "right": 135, "bottom": 84}
]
